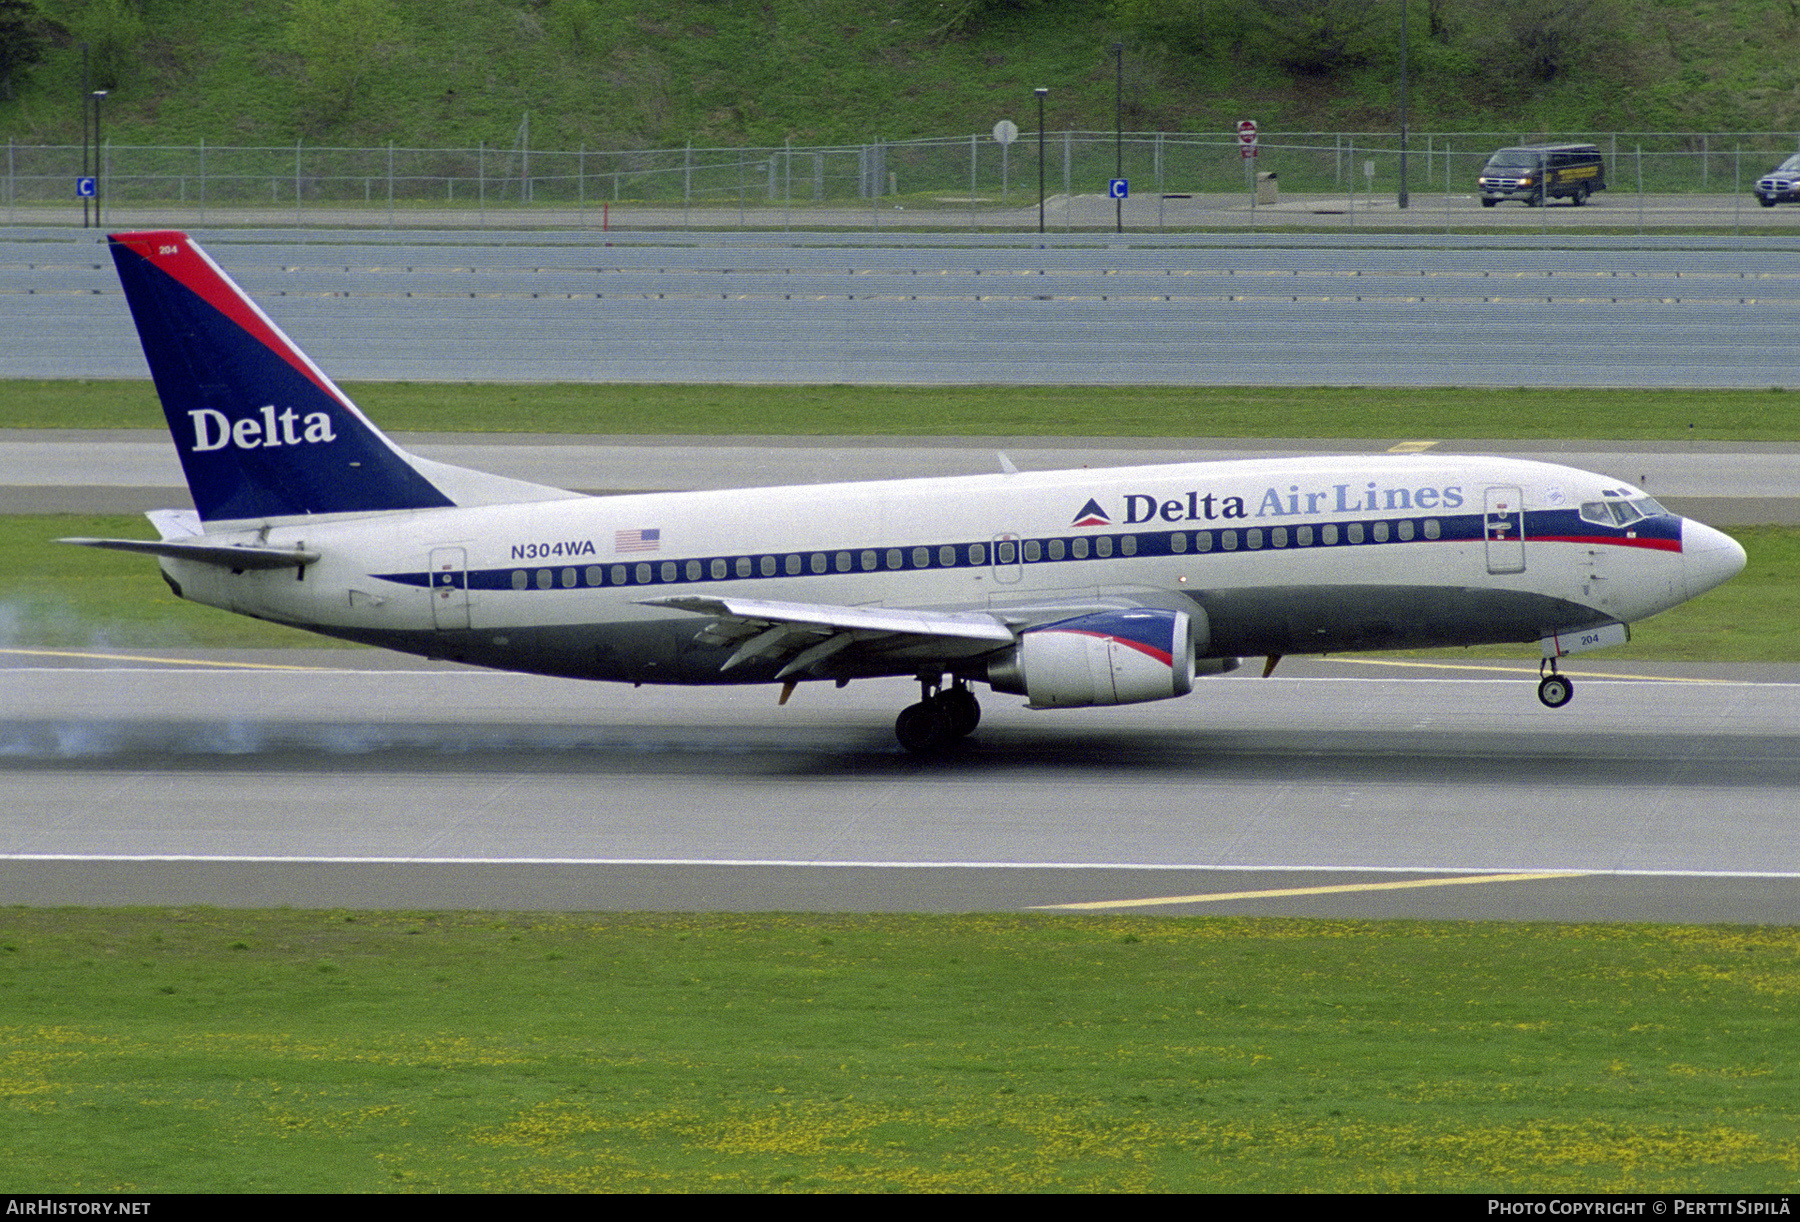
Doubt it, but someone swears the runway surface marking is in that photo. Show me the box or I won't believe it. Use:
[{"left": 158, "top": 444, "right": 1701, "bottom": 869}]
[
  {"left": 1033, "top": 871, "right": 1590, "bottom": 911},
  {"left": 8, "top": 856, "right": 1796, "bottom": 879},
  {"left": 0, "top": 647, "right": 337, "bottom": 671}
]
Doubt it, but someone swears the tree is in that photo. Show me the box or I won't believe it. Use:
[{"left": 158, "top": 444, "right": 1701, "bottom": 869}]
[{"left": 0, "top": 0, "right": 46, "bottom": 102}]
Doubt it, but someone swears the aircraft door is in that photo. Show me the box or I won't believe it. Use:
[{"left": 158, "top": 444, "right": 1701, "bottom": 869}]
[
  {"left": 429, "top": 546, "right": 470, "bottom": 629},
  {"left": 1484, "top": 486, "right": 1525, "bottom": 574},
  {"left": 991, "top": 533, "right": 1024, "bottom": 584}
]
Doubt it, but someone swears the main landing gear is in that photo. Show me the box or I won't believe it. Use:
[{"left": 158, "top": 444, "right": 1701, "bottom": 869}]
[
  {"left": 1537, "top": 658, "right": 1574, "bottom": 709},
  {"left": 895, "top": 677, "right": 981, "bottom": 755}
]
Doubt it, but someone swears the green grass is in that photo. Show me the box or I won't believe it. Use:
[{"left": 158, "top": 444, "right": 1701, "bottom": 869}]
[
  {"left": 13, "top": 379, "right": 1800, "bottom": 440},
  {"left": 0, "top": 909, "right": 1794, "bottom": 1192}
]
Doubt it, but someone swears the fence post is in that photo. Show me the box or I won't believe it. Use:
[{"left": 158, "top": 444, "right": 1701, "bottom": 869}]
[
  {"left": 387, "top": 141, "right": 395, "bottom": 227},
  {"left": 295, "top": 140, "right": 303, "bottom": 226},
  {"left": 969, "top": 132, "right": 976, "bottom": 232},
  {"left": 479, "top": 141, "right": 486, "bottom": 227}
]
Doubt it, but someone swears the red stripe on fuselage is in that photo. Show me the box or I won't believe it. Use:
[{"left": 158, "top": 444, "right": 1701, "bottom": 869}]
[{"left": 1535, "top": 534, "right": 1682, "bottom": 553}]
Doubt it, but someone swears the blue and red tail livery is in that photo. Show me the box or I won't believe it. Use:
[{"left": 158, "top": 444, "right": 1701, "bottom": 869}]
[{"left": 108, "top": 230, "right": 453, "bottom": 522}]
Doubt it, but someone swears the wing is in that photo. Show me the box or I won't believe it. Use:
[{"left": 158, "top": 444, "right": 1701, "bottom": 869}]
[{"left": 642, "top": 594, "right": 1017, "bottom": 681}]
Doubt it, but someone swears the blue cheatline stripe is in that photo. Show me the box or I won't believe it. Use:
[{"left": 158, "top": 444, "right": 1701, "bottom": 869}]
[
  {"left": 373, "top": 505, "right": 1678, "bottom": 594},
  {"left": 374, "top": 507, "right": 1684, "bottom": 593}
]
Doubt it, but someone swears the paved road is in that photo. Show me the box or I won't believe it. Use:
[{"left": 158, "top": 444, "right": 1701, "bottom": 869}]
[
  {"left": 6, "top": 228, "right": 1800, "bottom": 386},
  {"left": 3, "top": 653, "right": 1796, "bottom": 920},
  {"left": 4, "top": 430, "right": 1792, "bottom": 524}
]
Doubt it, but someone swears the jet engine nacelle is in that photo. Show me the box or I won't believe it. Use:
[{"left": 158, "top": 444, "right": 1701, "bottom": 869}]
[{"left": 989, "top": 608, "right": 1200, "bottom": 708}]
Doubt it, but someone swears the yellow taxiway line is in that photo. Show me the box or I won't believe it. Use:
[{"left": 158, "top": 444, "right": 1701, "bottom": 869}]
[{"left": 1034, "top": 870, "right": 1589, "bottom": 911}]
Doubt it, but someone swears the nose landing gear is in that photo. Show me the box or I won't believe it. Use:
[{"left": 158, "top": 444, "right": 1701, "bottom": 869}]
[{"left": 1537, "top": 659, "right": 1574, "bottom": 709}]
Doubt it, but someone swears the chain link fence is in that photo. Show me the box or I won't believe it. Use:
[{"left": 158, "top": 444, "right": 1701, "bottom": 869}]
[{"left": 9, "top": 131, "right": 1800, "bottom": 226}]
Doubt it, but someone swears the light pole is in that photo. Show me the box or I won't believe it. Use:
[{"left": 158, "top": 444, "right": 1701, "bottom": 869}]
[
  {"left": 1035, "top": 87, "right": 1048, "bottom": 235},
  {"left": 90, "top": 90, "right": 108, "bottom": 229},
  {"left": 1113, "top": 42, "right": 1124, "bottom": 234},
  {"left": 1397, "top": 1, "right": 1409, "bottom": 209}
]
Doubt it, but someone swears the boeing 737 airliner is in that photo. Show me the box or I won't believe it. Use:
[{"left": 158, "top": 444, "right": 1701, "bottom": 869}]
[{"left": 66, "top": 231, "right": 1747, "bottom": 753}]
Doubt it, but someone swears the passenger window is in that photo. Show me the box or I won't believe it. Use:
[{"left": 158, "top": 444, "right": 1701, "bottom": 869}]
[
  {"left": 536, "top": 569, "right": 553, "bottom": 589},
  {"left": 1347, "top": 523, "right": 1365, "bottom": 544},
  {"left": 1095, "top": 537, "right": 1112, "bottom": 558},
  {"left": 785, "top": 554, "right": 801, "bottom": 575},
  {"left": 736, "top": 557, "right": 751, "bottom": 578},
  {"left": 1197, "top": 532, "right": 1212, "bottom": 553},
  {"left": 1171, "top": 532, "right": 1187, "bottom": 554},
  {"left": 1296, "top": 525, "right": 1313, "bottom": 547},
  {"left": 685, "top": 560, "right": 701, "bottom": 581},
  {"left": 711, "top": 558, "right": 728, "bottom": 579},
  {"left": 512, "top": 570, "right": 527, "bottom": 590},
  {"left": 1120, "top": 536, "right": 1136, "bottom": 556},
  {"left": 1373, "top": 522, "right": 1389, "bottom": 543},
  {"left": 914, "top": 547, "right": 930, "bottom": 568},
  {"left": 611, "top": 565, "right": 626, "bottom": 585},
  {"left": 1272, "top": 527, "right": 1288, "bottom": 548},
  {"left": 760, "top": 555, "right": 775, "bottom": 577},
  {"left": 1322, "top": 524, "right": 1338, "bottom": 545},
  {"left": 1246, "top": 528, "right": 1262, "bottom": 550},
  {"left": 1072, "top": 537, "right": 1089, "bottom": 559},
  {"left": 1048, "top": 538, "right": 1066, "bottom": 560},
  {"left": 939, "top": 545, "right": 956, "bottom": 567},
  {"left": 812, "top": 553, "right": 828, "bottom": 574},
  {"left": 660, "top": 561, "right": 676, "bottom": 582},
  {"left": 562, "top": 568, "right": 577, "bottom": 588},
  {"left": 886, "top": 549, "right": 902, "bottom": 569},
  {"left": 1397, "top": 520, "right": 1414, "bottom": 542},
  {"left": 1023, "top": 540, "right": 1041, "bottom": 562},
  {"left": 636, "top": 563, "right": 651, "bottom": 584},
  {"left": 969, "top": 543, "right": 986, "bottom": 565},
  {"left": 1424, "top": 519, "right": 1441, "bottom": 540},
  {"left": 1222, "top": 530, "right": 1238, "bottom": 551}
]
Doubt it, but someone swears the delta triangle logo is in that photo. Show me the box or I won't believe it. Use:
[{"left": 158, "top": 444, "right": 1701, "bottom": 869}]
[{"left": 1071, "top": 497, "right": 1111, "bottom": 528}]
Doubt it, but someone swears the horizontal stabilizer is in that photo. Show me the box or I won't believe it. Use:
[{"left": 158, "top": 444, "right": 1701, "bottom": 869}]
[{"left": 59, "top": 536, "right": 320, "bottom": 571}]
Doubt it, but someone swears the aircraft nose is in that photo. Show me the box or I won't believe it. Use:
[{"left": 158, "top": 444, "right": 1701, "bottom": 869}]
[{"left": 1683, "top": 519, "right": 1747, "bottom": 599}]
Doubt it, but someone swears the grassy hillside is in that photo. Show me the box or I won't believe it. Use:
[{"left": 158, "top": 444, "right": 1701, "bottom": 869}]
[{"left": 6, "top": 0, "right": 1800, "bottom": 153}]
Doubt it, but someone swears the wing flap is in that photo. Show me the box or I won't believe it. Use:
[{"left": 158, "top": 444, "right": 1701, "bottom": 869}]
[{"left": 644, "top": 594, "right": 1016, "bottom": 679}]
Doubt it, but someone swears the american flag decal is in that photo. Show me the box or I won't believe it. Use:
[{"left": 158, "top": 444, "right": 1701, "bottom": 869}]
[{"left": 615, "top": 527, "right": 661, "bottom": 553}]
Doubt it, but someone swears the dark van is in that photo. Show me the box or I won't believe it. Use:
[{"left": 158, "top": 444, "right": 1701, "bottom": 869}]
[{"left": 1478, "top": 144, "right": 1607, "bottom": 207}]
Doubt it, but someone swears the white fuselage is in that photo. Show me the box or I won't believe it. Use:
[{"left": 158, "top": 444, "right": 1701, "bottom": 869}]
[{"left": 159, "top": 453, "right": 1739, "bottom": 689}]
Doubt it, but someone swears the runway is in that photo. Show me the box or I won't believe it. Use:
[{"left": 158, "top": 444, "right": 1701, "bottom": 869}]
[
  {"left": 8, "top": 228, "right": 1800, "bottom": 386},
  {"left": 3, "top": 651, "right": 1796, "bottom": 921}
]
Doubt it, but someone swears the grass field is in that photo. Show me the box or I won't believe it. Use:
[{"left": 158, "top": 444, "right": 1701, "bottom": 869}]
[
  {"left": 12, "top": 379, "right": 1800, "bottom": 441},
  {"left": 1, "top": 909, "right": 1795, "bottom": 1193}
]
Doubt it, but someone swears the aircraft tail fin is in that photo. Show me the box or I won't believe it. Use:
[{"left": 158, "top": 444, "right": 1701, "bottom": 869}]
[{"left": 108, "top": 231, "right": 575, "bottom": 523}]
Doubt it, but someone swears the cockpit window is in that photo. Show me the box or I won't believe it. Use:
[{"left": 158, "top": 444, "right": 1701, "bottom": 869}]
[{"left": 1580, "top": 496, "right": 1665, "bottom": 526}]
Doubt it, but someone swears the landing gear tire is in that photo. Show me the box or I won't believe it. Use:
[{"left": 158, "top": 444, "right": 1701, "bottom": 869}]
[
  {"left": 1537, "top": 674, "right": 1574, "bottom": 709},
  {"left": 1480, "top": 198, "right": 1497, "bottom": 208},
  {"left": 940, "top": 687, "right": 981, "bottom": 738},
  {"left": 896, "top": 700, "right": 953, "bottom": 755},
  {"left": 895, "top": 685, "right": 982, "bottom": 754},
  {"left": 1759, "top": 196, "right": 1776, "bottom": 208}
]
